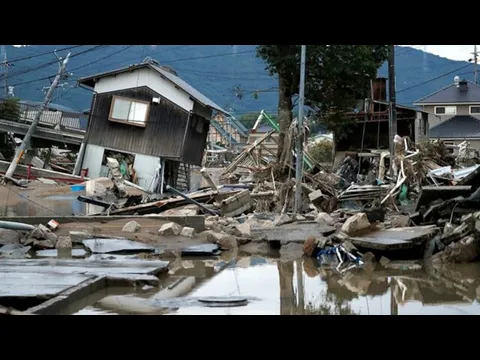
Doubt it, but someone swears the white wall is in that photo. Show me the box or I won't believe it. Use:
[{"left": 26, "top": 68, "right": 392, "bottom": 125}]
[
  {"left": 82, "top": 144, "right": 104, "bottom": 179},
  {"left": 93, "top": 68, "right": 194, "bottom": 112},
  {"left": 133, "top": 154, "right": 161, "bottom": 192}
]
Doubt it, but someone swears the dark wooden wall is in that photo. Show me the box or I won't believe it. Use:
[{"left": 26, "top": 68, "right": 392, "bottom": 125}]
[
  {"left": 336, "top": 118, "right": 415, "bottom": 151},
  {"left": 181, "top": 113, "right": 210, "bottom": 165},
  {"left": 86, "top": 86, "right": 208, "bottom": 164}
]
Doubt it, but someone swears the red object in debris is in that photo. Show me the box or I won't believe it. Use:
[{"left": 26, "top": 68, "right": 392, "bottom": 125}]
[
  {"left": 47, "top": 219, "right": 59, "bottom": 231},
  {"left": 80, "top": 168, "right": 88, "bottom": 179},
  {"left": 27, "top": 164, "right": 32, "bottom": 180}
]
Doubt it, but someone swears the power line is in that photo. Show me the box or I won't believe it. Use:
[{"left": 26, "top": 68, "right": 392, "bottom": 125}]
[
  {"left": 9, "top": 46, "right": 108, "bottom": 87},
  {"left": 0, "top": 46, "right": 106, "bottom": 81},
  {"left": 397, "top": 62, "right": 472, "bottom": 94},
  {"left": 6, "top": 45, "right": 86, "bottom": 65},
  {"left": 69, "top": 45, "right": 134, "bottom": 72},
  {"left": 161, "top": 49, "right": 256, "bottom": 64}
]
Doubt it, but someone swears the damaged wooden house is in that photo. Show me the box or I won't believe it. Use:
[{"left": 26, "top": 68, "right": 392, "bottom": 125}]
[
  {"left": 333, "top": 77, "right": 432, "bottom": 168},
  {"left": 75, "top": 58, "right": 229, "bottom": 193}
]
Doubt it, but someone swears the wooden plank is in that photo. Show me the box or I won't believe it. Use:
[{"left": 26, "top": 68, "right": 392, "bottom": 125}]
[
  {"left": 27, "top": 276, "right": 108, "bottom": 315},
  {"left": 103, "top": 189, "right": 236, "bottom": 216},
  {"left": 0, "top": 259, "right": 170, "bottom": 277},
  {"left": 0, "top": 272, "right": 93, "bottom": 298}
]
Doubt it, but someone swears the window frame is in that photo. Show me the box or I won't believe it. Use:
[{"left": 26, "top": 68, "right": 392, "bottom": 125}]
[
  {"left": 108, "top": 95, "right": 151, "bottom": 128},
  {"left": 434, "top": 106, "right": 456, "bottom": 115},
  {"left": 470, "top": 105, "right": 480, "bottom": 115}
]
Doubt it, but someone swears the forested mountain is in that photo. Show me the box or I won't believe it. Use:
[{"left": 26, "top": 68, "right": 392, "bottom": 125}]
[{"left": 1, "top": 45, "right": 475, "bottom": 116}]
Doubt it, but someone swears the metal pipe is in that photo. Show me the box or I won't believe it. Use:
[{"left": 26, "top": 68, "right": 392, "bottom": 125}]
[
  {"left": 165, "top": 185, "right": 218, "bottom": 215},
  {"left": 0, "top": 221, "right": 35, "bottom": 231},
  {"left": 294, "top": 45, "right": 307, "bottom": 213}
]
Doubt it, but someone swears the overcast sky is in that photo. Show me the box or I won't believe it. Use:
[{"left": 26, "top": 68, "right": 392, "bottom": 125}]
[{"left": 399, "top": 45, "right": 478, "bottom": 61}]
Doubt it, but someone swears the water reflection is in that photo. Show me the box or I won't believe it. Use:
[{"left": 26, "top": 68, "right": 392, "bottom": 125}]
[
  {"left": 167, "top": 257, "right": 480, "bottom": 315},
  {"left": 74, "top": 256, "right": 480, "bottom": 315}
]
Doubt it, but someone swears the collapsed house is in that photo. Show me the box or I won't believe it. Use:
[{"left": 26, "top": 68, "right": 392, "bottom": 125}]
[{"left": 75, "top": 58, "right": 229, "bottom": 193}]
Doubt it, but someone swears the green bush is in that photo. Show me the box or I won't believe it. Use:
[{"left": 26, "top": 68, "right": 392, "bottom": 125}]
[
  {"left": 0, "top": 97, "right": 21, "bottom": 122},
  {"left": 308, "top": 139, "right": 333, "bottom": 163}
]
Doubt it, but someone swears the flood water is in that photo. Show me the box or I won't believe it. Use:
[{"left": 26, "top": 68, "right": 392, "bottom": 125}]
[
  {"left": 73, "top": 257, "right": 480, "bottom": 315},
  {"left": 2, "top": 193, "right": 86, "bottom": 217}
]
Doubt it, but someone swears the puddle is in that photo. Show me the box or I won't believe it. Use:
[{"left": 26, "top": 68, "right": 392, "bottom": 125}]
[{"left": 71, "top": 257, "right": 480, "bottom": 315}]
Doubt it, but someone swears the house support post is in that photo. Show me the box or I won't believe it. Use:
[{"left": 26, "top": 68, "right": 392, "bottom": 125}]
[
  {"left": 160, "top": 158, "right": 165, "bottom": 195},
  {"left": 73, "top": 141, "right": 86, "bottom": 176}
]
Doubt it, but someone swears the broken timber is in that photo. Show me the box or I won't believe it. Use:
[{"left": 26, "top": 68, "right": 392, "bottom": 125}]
[
  {"left": 0, "top": 160, "right": 87, "bottom": 183},
  {"left": 101, "top": 188, "right": 240, "bottom": 216},
  {"left": 222, "top": 130, "right": 276, "bottom": 175}
]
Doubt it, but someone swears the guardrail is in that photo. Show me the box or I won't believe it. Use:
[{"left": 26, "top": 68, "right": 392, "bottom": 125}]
[{"left": 0, "top": 99, "right": 88, "bottom": 131}]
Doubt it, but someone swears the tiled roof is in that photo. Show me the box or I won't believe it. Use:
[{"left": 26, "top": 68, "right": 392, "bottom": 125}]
[{"left": 414, "top": 80, "right": 480, "bottom": 105}]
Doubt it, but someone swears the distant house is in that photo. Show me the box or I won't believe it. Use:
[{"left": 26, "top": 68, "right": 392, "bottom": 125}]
[
  {"left": 414, "top": 77, "right": 480, "bottom": 148},
  {"left": 0, "top": 99, "right": 88, "bottom": 130},
  {"left": 77, "top": 59, "right": 229, "bottom": 193}
]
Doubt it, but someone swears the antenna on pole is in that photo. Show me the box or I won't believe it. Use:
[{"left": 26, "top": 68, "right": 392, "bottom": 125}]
[
  {"left": 422, "top": 45, "right": 428, "bottom": 72},
  {"left": 473, "top": 45, "right": 478, "bottom": 84}
]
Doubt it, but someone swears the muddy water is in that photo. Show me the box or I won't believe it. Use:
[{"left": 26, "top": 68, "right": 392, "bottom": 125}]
[
  {"left": 3, "top": 193, "right": 86, "bottom": 217},
  {"left": 73, "top": 257, "right": 480, "bottom": 315}
]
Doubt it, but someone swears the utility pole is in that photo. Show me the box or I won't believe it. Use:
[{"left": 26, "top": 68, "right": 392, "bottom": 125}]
[
  {"left": 1, "top": 45, "right": 7, "bottom": 97},
  {"left": 294, "top": 45, "right": 306, "bottom": 214},
  {"left": 4, "top": 52, "right": 71, "bottom": 181},
  {"left": 473, "top": 45, "right": 478, "bottom": 84},
  {"left": 388, "top": 45, "right": 397, "bottom": 175}
]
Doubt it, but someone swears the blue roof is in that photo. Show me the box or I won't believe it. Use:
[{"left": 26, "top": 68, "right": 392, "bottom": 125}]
[
  {"left": 414, "top": 80, "right": 480, "bottom": 105},
  {"left": 256, "top": 124, "right": 274, "bottom": 133},
  {"left": 430, "top": 115, "right": 480, "bottom": 138}
]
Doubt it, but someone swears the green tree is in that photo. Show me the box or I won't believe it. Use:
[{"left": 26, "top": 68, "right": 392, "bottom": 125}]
[
  {"left": 256, "top": 45, "right": 388, "bottom": 163},
  {"left": 0, "top": 97, "right": 21, "bottom": 122}
]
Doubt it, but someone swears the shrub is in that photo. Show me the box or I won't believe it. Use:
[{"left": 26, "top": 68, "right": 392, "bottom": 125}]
[
  {"left": 0, "top": 97, "right": 21, "bottom": 122},
  {"left": 308, "top": 139, "right": 333, "bottom": 163}
]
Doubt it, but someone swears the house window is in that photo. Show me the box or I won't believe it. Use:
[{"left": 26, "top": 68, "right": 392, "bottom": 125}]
[
  {"left": 470, "top": 106, "right": 480, "bottom": 114},
  {"left": 434, "top": 106, "right": 456, "bottom": 115},
  {"left": 108, "top": 96, "right": 150, "bottom": 127}
]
